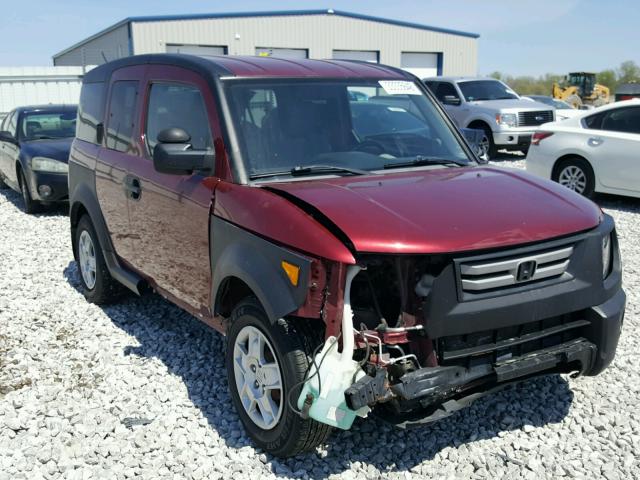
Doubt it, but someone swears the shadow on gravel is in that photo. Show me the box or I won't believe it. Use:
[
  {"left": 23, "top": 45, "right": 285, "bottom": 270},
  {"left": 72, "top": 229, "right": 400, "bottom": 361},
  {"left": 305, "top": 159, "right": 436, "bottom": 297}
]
[
  {"left": 63, "top": 260, "right": 576, "bottom": 478},
  {"left": 0, "top": 187, "right": 69, "bottom": 217}
]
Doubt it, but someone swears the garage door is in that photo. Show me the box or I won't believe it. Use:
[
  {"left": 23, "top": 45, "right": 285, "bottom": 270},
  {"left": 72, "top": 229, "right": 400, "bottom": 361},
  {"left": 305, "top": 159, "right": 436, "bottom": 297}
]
[
  {"left": 255, "top": 48, "right": 308, "bottom": 59},
  {"left": 166, "top": 44, "right": 227, "bottom": 55},
  {"left": 332, "top": 50, "right": 379, "bottom": 63},
  {"left": 401, "top": 52, "right": 440, "bottom": 79}
]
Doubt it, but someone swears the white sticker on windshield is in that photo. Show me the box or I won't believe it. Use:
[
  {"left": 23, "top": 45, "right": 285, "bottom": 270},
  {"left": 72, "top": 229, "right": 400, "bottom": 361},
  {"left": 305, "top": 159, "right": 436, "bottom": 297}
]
[{"left": 378, "top": 80, "right": 422, "bottom": 95}]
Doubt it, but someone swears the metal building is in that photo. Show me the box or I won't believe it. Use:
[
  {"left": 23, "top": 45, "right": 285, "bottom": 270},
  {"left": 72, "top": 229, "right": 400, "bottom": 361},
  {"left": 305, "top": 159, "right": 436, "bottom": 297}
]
[{"left": 52, "top": 9, "right": 479, "bottom": 77}]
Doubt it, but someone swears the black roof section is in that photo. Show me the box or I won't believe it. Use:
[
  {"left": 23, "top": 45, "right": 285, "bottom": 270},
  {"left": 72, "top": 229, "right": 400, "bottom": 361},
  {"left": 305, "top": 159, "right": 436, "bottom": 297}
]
[{"left": 82, "top": 54, "right": 234, "bottom": 83}]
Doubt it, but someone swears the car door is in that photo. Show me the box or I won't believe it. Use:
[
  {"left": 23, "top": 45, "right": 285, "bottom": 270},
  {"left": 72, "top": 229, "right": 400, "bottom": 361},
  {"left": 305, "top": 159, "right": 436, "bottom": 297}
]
[
  {"left": 1, "top": 111, "right": 21, "bottom": 188},
  {"left": 126, "top": 65, "right": 221, "bottom": 313},
  {"left": 583, "top": 106, "right": 640, "bottom": 192},
  {"left": 435, "top": 82, "right": 464, "bottom": 127},
  {"left": 95, "top": 66, "right": 145, "bottom": 263}
]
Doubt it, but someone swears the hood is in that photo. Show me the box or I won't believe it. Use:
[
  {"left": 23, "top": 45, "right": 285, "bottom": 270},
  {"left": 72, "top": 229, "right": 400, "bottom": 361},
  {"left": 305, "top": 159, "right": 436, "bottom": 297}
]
[
  {"left": 265, "top": 167, "right": 601, "bottom": 254},
  {"left": 21, "top": 137, "right": 73, "bottom": 162},
  {"left": 470, "top": 99, "right": 552, "bottom": 111}
]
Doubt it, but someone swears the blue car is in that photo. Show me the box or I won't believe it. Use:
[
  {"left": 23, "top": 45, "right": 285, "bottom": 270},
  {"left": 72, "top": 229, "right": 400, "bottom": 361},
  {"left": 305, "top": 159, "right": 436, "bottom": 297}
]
[{"left": 0, "top": 105, "right": 77, "bottom": 213}]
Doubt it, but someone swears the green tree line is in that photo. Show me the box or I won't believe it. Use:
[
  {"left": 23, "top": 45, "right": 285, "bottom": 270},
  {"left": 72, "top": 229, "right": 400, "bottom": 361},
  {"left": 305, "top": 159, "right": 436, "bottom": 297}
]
[{"left": 489, "top": 61, "right": 640, "bottom": 95}]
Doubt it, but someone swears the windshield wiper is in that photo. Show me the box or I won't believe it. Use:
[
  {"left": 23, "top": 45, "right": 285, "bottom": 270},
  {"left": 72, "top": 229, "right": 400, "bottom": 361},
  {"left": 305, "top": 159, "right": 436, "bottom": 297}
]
[
  {"left": 250, "top": 164, "right": 371, "bottom": 180},
  {"left": 383, "top": 156, "right": 467, "bottom": 169}
]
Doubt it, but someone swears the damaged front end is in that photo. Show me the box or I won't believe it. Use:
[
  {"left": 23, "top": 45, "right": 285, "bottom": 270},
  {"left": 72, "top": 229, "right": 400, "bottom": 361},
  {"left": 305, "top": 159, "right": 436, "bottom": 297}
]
[{"left": 298, "top": 222, "right": 624, "bottom": 428}]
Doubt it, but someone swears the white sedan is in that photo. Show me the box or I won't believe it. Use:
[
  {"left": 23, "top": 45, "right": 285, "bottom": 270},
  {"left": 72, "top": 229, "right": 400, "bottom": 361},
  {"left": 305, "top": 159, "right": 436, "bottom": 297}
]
[{"left": 526, "top": 99, "right": 640, "bottom": 198}]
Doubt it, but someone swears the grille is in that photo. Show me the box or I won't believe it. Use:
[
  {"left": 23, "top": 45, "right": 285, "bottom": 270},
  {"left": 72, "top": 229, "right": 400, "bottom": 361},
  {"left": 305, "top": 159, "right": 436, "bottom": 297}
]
[
  {"left": 518, "top": 110, "right": 554, "bottom": 127},
  {"left": 438, "top": 315, "right": 589, "bottom": 367},
  {"left": 460, "top": 245, "right": 573, "bottom": 293}
]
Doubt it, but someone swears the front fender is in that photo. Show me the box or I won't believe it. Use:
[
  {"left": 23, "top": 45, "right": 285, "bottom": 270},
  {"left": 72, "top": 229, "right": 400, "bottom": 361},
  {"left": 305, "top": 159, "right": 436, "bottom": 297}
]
[{"left": 211, "top": 216, "right": 312, "bottom": 323}]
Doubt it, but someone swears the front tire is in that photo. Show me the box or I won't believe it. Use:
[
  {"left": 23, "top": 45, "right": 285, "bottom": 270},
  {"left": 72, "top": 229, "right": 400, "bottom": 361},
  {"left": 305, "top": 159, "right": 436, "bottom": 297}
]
[
  {"left": 226, "top": 298, "right": 332, "bottom": 457},
  {"left": 74, "top": 215, "right": 123, "bottom": 304},
  {"left": 18, "top": 169, "right": 40, "bottom": 214},
  {"left": 479, "top": 125, "right": 498, "bottom": 160},
  {"left": 553, "top": 157, "right": 595, "bottom": 198}
]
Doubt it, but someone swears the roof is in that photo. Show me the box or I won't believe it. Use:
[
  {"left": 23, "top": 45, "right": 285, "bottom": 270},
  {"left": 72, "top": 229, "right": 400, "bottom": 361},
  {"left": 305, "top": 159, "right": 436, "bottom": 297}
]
[
  {"left": 83, "top": 54, "right": 410, "bottom": 83},
  {"left": 423, "top": 76, "right": 489, "bottom": 82},
  {"left": 17, "top": 104, "right": 77, "bottom": 113},
  {"left": 53, "top": 9, "right": 480, "bottom": 59},
  {"left": 616, "top": 83, "right": 640, "bottom": 95}
]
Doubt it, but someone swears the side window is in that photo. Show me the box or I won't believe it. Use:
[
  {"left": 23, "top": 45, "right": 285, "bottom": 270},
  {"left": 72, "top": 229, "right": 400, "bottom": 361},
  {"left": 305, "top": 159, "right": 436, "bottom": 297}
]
[
  {"left": 6, "top": 111, "right": 18, "bottom": 136},
  {"left": 583, "top": 111, "right": 604, "bottom": 130},
  {"left": 106, "top": 81, "right": 138, "bottom": 153},
  {"left": 600, "top": 107, "right": 640, "bottom": 134},
  {"left": 424, "top": 81, "right": 439, "bottom": 95},
  {"left": 77, "top": 82, "right": 105, "bottom": 144},
  {"left": 146, "top": 83, "right": 213, "bottom": 153},
  {"left": 435, "top": 83, "right": 460, "bottom": 102}
]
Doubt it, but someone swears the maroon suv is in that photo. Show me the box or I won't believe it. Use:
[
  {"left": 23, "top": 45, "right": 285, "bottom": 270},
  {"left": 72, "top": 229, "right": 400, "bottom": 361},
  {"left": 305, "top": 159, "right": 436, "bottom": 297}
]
[{"left": 68, "top": 54, "right": 625, "bottom": 457}]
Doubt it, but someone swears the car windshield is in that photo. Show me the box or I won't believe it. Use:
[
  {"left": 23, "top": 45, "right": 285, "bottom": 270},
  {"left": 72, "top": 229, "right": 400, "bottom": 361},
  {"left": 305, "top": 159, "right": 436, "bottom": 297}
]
[
  {"left": 21, "top": 110, "right": 77, "bottom": 141},
  {"left": 225, "top": 79, "right": 472, "bottom": 179},
  {"left": 531, "top": 96, "right": 573, "bottom": 110},
  {"left": 458, "top": 80, "right": 519, "bottom": 102}
]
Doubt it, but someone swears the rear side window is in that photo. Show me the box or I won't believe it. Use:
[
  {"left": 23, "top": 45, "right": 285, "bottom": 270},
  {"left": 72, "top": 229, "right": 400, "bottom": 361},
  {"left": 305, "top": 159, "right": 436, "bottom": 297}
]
[
  {"left": 583, "top": 111, "right": 605, "bottom": 130},
  {"left": 77, "top": 82, "right": 105, "bottom": 144},
  {"left": 106, "top": 81, "right": 138, "bottom": 153},
  {"left": 145, "top": 83, "right": 212, "bottom": 153},
  {"left": 600, "top": 107, "right": 640, "bottom": 134},
  {"left": 435, "top": 83, "right": 460, "bottom": 102}
]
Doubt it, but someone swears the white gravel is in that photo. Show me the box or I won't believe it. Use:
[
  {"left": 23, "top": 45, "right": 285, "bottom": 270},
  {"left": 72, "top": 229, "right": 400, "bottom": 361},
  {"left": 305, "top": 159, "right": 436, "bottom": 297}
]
[{"left": 1, "top": 159, "right": 639, "bottom": 479}]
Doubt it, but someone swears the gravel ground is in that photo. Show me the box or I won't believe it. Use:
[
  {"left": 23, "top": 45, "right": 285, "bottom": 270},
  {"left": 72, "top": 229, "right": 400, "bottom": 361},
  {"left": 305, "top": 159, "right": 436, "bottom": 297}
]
[{"left": 0, "top": 158, "right": 639, "bottom": 479}]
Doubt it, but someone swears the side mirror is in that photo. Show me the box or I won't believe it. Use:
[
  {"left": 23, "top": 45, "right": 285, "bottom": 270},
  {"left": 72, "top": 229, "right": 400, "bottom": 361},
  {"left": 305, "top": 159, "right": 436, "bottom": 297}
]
[
  {"left": 442, "top": 95, "right": 461, "bottom": 106},
  {"left": 0, "top": 131, "right": 17, "bottom": 144},
  {"left": 152, "top": 128, "right": 214, "bottom": 176}
]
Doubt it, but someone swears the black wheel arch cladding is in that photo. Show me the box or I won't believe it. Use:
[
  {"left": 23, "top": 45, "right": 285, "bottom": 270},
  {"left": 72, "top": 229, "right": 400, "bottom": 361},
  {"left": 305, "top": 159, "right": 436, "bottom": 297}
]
[{"left": 210, "top": 216, "right": 312, "bottom": 323}]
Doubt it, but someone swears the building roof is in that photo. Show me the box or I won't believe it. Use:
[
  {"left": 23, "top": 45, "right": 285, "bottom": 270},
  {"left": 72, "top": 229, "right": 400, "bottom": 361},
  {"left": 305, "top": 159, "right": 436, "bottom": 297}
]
[
  {"left": 83, "top": 54, "right": 411, "bottom": 83},
  {"left": 53, "top": 9, "right": 480, "bottom": 60},
  {"left": 616, "top": 82, "right": 640, "bottom": 95}
]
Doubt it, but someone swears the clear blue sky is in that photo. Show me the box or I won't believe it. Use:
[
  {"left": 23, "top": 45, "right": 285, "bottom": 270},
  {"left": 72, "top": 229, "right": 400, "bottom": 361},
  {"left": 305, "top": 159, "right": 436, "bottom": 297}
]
[{"left": 1, "top": 0, "right": 637, "bottom": 76}]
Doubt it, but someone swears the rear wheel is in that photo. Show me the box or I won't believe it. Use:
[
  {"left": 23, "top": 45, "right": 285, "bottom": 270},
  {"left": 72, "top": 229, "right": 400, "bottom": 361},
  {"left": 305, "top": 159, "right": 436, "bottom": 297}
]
[
  {"left": 75, "top": 215, "right": 123, "bottom": 304},
  {"left": 18, "top": 169, "right": 40, "bottom": 214},
  {"left": 226, "top": 298, "right": 332, "bottom": 457},
  {"left": 553, "top": 157, "right": 595, "bottom": 198}
]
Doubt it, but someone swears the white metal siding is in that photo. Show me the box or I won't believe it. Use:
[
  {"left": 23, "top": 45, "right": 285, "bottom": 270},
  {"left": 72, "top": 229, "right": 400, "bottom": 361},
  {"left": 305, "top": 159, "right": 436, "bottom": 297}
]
[
  {"left": 130, "top": 14, "right": 477, "bottom": 75},
  {"left": 53, "top": 14, "right": 477, "bottom": 76},
  {"left": 53, "top": 24, "right": 130, "bottom": 67},
  {"left": 0, "top": 67, "right": 89, "bottom": 119},
  {"left": 255, "top": 47, "right": 308, "bottom": 59}
]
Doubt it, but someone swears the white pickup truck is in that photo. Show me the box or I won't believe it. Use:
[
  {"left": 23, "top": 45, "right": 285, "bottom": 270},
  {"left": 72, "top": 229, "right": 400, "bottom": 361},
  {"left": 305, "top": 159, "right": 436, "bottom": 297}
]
[{"left": 424, "top": 77, "right": 555, "bottom": 159}]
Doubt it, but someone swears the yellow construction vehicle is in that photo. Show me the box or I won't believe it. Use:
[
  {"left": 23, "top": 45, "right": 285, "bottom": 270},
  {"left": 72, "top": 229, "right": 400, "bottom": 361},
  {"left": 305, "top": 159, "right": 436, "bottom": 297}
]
[{"left": 552, "top": 72, "right": 610, "bottom": 108}]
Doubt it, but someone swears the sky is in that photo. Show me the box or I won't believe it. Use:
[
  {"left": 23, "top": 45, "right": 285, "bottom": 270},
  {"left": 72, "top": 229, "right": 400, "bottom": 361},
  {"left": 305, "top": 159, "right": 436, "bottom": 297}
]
[{"left": 0, "top": 0, "right": 638, "bottom": 76}]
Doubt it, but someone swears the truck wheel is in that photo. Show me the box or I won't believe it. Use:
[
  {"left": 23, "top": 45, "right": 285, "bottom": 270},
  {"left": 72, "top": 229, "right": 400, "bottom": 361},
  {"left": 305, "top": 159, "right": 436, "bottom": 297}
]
[
  {"left": 18, "top": 169, "right": 40, "bottom": 214},
  {"left": 553, "top": 157, "right": 595, "bottom": 198},
  {"left": 479, "top": 125, "right": 498, "bottom": 160},
  {"left": 226, "top": 298, "right": 332, "bottom": 457},
  {"left": 75, "top": 215, "right": 123, "bottom": 304}
]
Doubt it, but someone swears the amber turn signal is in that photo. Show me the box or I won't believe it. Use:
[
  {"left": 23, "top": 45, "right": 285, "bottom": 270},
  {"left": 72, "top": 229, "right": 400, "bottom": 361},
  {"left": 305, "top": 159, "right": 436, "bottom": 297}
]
[{"left": 281, "top": 261, "right": 300, "bottom": 286}]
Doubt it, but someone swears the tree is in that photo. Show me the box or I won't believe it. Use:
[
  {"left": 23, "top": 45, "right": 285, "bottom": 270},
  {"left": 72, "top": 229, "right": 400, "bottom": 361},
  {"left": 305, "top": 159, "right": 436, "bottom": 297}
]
[
  {"left": 617, "top": 61, "right": 640, "bottom": 84},
  {"left": 597, "top": 69, "right": 617, "bottom": 91}
]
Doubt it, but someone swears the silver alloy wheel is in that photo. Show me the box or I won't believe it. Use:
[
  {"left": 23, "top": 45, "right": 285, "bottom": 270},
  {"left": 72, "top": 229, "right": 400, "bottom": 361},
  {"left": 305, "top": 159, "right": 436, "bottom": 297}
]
[
  {"left": 478, "top": 134, "right": 490, "bottom": 158},
  {"left": 78, "top": 230, "right": 97, "bottom": 289},
  {"left": 558, "top": 165, "right": 587, "bottom": 194},
  {"left": 232, "top": 325, "right": 284, "bottom": 430}
]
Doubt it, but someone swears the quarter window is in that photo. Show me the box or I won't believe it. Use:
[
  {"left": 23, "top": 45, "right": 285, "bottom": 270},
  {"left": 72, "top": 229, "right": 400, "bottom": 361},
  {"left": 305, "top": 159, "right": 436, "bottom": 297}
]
[
  {"left": 145, "top": 83, "right": 212, "bottom": 154},
  {"left": 77, "top": 82, "right": 105, "bottom": 144},
  {"left": 106, "top": 81, "right": 138, "bottom": 153}
]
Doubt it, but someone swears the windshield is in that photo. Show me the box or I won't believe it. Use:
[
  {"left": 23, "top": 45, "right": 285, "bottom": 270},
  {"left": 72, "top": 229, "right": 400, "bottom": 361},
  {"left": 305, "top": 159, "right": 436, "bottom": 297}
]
[
  {"left": 20, "top": 110, "right": 77, "bottom": 141},
  {"left": 458, "top": 80, "right": 519, "bottom": 102},
  {"left": 530, "top": 96, "right": 572, "bottom": 110},
  {"left": 225, "top": 79, "right": 471, "bottom": 179}
]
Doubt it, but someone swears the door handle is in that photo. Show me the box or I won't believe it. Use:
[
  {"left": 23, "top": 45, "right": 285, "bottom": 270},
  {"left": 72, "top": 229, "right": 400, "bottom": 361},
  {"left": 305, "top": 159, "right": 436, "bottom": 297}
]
[
  {"left": 124, "top": 175, "right": 142, "bottom": 200},
  {"left": 588, "top": 137, "right": 604, "bottom": 147}
]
